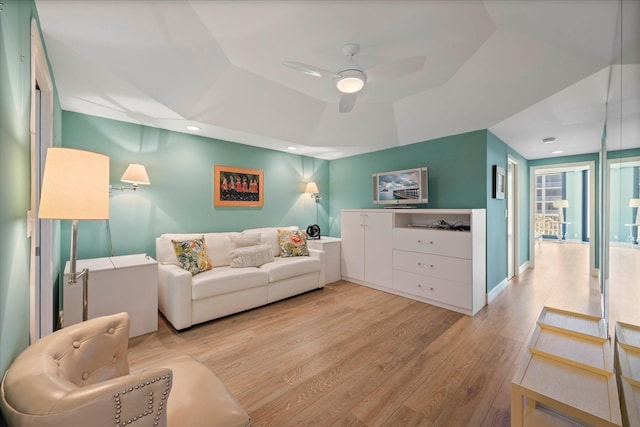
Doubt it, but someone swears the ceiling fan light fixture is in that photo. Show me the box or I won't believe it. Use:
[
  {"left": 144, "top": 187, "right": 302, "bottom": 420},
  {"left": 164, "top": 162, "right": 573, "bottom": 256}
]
[{"left": 336, "top": 70, "right": 365, "bottom": 94}]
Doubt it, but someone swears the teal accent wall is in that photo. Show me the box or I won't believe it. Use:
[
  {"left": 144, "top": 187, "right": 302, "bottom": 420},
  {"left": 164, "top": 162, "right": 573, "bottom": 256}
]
[
  {"left": 329, "top": 129, "right": 530, "bottom": 295},
  {"left": 329, "top": 130, "right": 488, "bottom": 230},
  {"left": 486, "top": 131, "right": 530, "bottom": 291},
  {"left": 60, "top": 112, "right": 329, "bottom": 266},
  {"left": 0, "top": 0, "right": 62, "bottom": 383}
]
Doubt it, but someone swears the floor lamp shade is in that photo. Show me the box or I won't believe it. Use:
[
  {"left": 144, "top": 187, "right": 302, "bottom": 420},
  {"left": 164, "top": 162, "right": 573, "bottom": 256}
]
[
  {"left": 38, "top": 148, "right": 110, "bottom": 220},
  {"left": 38, "top": 148, "right": 110, "bottom": 323},
  {"left": 553, "top": 199, "right": 569, "bottom": 224},
  {"left": 631, "top": 199, "right": 640, "bottom": 225}
]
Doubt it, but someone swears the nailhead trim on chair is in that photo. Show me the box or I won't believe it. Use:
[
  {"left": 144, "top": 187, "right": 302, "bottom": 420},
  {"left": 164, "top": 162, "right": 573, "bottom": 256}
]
[{"left": 113, "top": 374, "right": 172, "bottom": 426}]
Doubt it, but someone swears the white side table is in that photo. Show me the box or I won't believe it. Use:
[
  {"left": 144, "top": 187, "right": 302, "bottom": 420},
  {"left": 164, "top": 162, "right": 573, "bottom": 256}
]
[
  {"left": 307, "top": 237, "right": 342, "bottom": 284},
  {"left": 64, "top": 254, "right": 158, "bottom": 337}
]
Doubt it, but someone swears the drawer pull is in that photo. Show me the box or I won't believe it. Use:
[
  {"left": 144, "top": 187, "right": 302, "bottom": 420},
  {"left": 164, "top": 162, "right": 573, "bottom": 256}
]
[
  {"left": 430, "top": 264, "right": 434, "bottom": 268},
  {"left": 430, "top": 287, "right": 434, "bottom": 291},
  {"left": 418, "top": 284, "right": 422, "bottom": 288}
]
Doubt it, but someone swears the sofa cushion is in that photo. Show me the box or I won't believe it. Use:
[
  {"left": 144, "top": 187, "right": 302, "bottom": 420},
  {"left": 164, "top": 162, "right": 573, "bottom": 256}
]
[
  {"left": 230, "top": 232, "right": 261, "bottom": 249},
  {"left": 277, "top": 229, "right": 309, "bottom": 257},
  {"left": 158, "top": 233, "right": 204, "bottom": 266},
  {"left": 259, "top": 256, "right": 321, "bottom": 283},
  {"left": 172, "top": 236, "right": 213, "bottom": 275},
  {"left": 191, "top": 266, "right": 268, "bottom": 300},
  {"left": 230, "top": 244, "right": 274, "bottom": 268},
  {"left": 243, "top": 226, "right": 298, "bottom": 257},
  {"left": 202, "top": 232, "right": 239, "bottom": 267},
  {"left": 159, "top": 232, "right": 239, "bottom": 268}
]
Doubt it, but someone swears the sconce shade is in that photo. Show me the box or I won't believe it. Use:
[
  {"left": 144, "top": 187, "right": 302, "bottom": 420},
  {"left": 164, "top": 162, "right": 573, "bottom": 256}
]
[
  {"left": 38, "top": 148, "right": 110, "bottom": 220},
  {"left": 629, "top": 199, "right": 640, "bottom": 208},
  {"left": 120, "top": 163, "right": 150, "bottom": 185},
  {"left": 304, "top": 181, "right": 320, "bottom": 194},
  {"left": 553, "top": 199, "right": 569, "bottom": 208}
]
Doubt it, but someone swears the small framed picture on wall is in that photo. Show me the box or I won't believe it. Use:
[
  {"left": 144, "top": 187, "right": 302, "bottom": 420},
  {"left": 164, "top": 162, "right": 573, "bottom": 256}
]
[
  {"left": 214, "top": 165, "right": 264, "bottom": 207},
  {"left": 492, "top": 165, "right": 505, "bottom": 200}
]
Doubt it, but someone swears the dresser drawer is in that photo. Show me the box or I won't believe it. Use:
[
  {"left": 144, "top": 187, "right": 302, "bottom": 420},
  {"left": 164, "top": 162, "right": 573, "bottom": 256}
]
[
  {"left": 393, "top": 228, "right": 471, "bottom": 258},
  {"left": 393, "top": 250, "right": 471, "bottom": 283},
  {"left": 393, "top": 269, "right": 471, "bottom": 310}
]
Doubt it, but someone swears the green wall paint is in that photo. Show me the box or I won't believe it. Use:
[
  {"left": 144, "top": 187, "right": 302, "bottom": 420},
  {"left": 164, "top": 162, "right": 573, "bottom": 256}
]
[
  {"left": 60, "top": 112, "right": 329, "bottom": 266},
  {"left": 329, "top": 130, "right": 488, "bottom": 235},
  {"left": 0, "top": 0, "right": 62, "bottom": 383},
  {"left": 328, "top": 129, "right": 530, "bottom": 294},
  {"left": 486, "top": 131, "right": 530, "bottom": 291}
]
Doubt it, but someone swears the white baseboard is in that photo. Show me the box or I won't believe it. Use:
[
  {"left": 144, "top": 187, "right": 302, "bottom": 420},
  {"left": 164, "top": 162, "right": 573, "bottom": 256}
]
[
  {"left": 487, "top": 278, "right": 508, "bottom": 304},
  {"left": 487, "top": 261, "right": 530, "bottom": 304}
]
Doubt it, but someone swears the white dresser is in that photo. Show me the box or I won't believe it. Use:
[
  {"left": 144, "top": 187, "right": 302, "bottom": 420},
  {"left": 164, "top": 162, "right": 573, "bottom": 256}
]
[
  {"left": 341, "top": 209, "right": 486, "bottom": 316},
  {"left": 64, "top": 253, "right": 158, "bottom": 337}
]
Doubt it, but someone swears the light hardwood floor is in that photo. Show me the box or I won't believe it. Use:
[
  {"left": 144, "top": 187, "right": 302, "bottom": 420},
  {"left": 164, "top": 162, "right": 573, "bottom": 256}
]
[{"left": 127, "top": 241, "right": 639, "bottom": 426}]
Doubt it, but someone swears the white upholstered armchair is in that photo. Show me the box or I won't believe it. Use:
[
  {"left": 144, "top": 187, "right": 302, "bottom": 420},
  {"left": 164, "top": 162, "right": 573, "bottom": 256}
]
[{"left": 0, "top": 312, "right": 250, "bottom": 427}]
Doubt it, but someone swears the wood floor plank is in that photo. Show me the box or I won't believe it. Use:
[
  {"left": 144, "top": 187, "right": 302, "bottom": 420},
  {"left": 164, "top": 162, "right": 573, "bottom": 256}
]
[
  {"left": 245, "top": 301, "right": 457, "bottom": 425},
  {"left": 125, "top": 242, "right": 639, "bottom": 426},
  {"left": 430, "top": 335, "right": 520, "bottom": 427},
  {"left": 380, "top": 405, "right": 432, "bottom": 427}
]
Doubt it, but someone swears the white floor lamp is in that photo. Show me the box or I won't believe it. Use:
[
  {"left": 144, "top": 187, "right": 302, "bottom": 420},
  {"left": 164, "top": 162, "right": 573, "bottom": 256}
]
[
  {"left": 38, "top": 148, "right": 110, "bottom": 323},
  {"left": 553, "top": 199, "right": 569, "bottom": 240},
  {"left": 630, "top": 199, "right": 640, "bottom": 225}
]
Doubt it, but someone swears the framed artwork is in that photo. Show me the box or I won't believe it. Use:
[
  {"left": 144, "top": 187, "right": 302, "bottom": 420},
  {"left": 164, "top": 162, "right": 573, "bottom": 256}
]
[
  {"left": 214, "top": 165, "right": 264, "bottom": 207},
  {"left": 492, "top": 165, "right": 505, "bottom": 200}
]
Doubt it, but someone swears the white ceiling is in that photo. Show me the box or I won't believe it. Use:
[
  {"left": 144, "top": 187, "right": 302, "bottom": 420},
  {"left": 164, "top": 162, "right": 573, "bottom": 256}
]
[{"left": 35, "top": 0, "right": 640, "bottom": 160}]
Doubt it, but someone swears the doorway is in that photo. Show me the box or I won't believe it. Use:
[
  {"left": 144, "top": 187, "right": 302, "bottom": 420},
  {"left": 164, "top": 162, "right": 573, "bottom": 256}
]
[{"left": 529, "top": 161, "right": 596, "bottom": 276}]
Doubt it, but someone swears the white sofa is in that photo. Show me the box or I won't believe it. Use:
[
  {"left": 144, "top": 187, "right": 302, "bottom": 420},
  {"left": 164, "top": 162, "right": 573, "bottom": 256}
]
[{"left": 155, "top": 226, "right": 325, "bottom": 330}]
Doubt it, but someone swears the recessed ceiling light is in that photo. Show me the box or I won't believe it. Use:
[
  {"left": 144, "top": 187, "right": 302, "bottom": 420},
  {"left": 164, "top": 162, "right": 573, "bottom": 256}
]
[
  {"left": 186, "top": 125, "right": 200, "bottom": 131},
  {"left": 543, "top": 137, "right": 556, "bottom": 144},
  {"left": 287, "top": 146, "right": 297, "bottom": 150},
  {"left": 552, "top": 150, "right": 564, "bottom": 154}
]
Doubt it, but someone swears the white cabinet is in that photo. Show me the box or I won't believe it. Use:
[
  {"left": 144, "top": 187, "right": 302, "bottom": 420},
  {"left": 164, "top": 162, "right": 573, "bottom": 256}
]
[
  {"left": 307, "top": 237, "right": 342, "bottom": 284},
  {"left": 340, "top": 209, "right": 486, "bottom": 316},
  {"left": 341, "top": 210, "right": 392, "bottom": 288},
  {"left": 64, "top": 254, "right": 158, "bottom": 337}
]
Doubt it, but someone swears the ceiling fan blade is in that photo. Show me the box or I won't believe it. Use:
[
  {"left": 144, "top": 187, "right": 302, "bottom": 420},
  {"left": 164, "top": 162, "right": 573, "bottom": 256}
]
[
  {"left": 339, "top": 93, "right": 357, "bottom": 113},
  {"left": 367, "top": 56, "right": 426, "bottom": 82},
  {"left": 282, "top": 61, "right": 338, "bottom": 79}
]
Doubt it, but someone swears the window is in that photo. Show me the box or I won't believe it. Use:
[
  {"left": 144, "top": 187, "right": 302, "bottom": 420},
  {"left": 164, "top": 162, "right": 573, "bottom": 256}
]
[{"left": 535, "top": 173, "right": 563, "bottom": 237}]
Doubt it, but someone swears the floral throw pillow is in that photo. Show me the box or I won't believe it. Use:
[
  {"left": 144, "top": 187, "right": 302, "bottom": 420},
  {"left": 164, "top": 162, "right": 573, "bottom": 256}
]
[
  {"left": 277, "top": 229, "right": 309, "bottom": 257},
  {"left": 171, "top": 236, "right": 213, "bottom": 275}
]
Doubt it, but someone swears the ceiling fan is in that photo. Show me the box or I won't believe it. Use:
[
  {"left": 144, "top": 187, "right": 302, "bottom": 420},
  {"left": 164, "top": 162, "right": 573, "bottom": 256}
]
[{"left": 283, "top": 43, "right": 426, "bottom": 113}]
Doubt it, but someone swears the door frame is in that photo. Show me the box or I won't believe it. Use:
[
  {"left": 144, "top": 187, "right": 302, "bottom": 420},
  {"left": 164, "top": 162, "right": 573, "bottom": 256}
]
[
  {"left": 30, "top": 19, "right": 54, "bottom": 340},
  {"left": 507, "top": 156, "right": 519, "bottom": 278},
  {"left": 529, "top": 161, "right": 596, "bottom": 275}
]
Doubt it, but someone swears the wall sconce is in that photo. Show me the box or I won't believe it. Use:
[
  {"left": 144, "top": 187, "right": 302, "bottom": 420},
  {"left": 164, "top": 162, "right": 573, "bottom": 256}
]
[
  {"left": 304, "top": 181, "right": 321, "bottom": 203},
  {"left": 304, "top": 181, "right": 321, "bottom": 239},
  {"left": 113, "top": 163, "right": 151, "bottom": 191},
  {"left": 630, "top": 198, "right": 640, "bottom": 225},
  {"left": 38, "top": 147, "right": 110, "bottom": 322}
]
